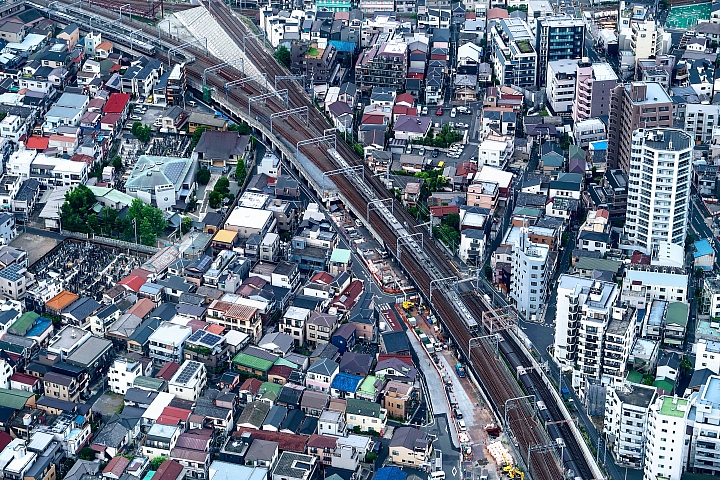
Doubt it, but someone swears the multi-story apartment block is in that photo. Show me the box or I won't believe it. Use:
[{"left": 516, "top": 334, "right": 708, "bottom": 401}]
[
  {"left": 280, "top": 306, "right": 310, "bottom": 346},
  {"left": 168, "top": 360, "right": 207, "bottom": 402},
  {"left": 509, "top": 229, "right": 551, "bottom": 321},
  {"left": 207, "top": 300, "right": 262, "bottom": 343},
  {"left": 608, "top": 82, "right": 673, "bottom": 172},
  {"left": 687, "top": 375, "right": 720, "bottom": 476},
  {"left": 701, "top": 276, "right": 720, "bottom": 319},
  {"left": 553, "top": 276, "right": 616, "bottom": 374},
  {"left": 629, "top": 19, "right": 660, "bottom": 65},
  {"left": 621, "top": 265, "right": 688, "bottom": 310},
  {"left": 535, "top": 17, "right": 585, "bottom": 87},
  {"left": 490, "top": 19, "right": 537, "bottom": 88},
  {"left": 355, "top": 37, "right": 408, "bottom": 94},
  {"left": 601, "top": 306, "right": 636, "bottom": 384},
  {"left": 604, "top": 385, "right": 656, "bottom": 468},
  {"left": 148, "top": 322, "right": 192, "bottom": 364},
  {"left": 676, "top": 102, "right": 720, "bottom": 144},
  {"left": 290, "top": 41, "right": 338, "bottom": 85},
  {"left": 546, "top": 59, "right": 577, "bottom": 116},
  {"left": 108, "top": 357, "right": 142, "bottom": 395},
  {"left": 573, "top": 61, "right": 618, "bottom": 122},
  {"left": 574, "top": 118, "right": 607, "bottom": 148},
  {"left": 644, "top": 395, "right": 689, "bottom": 480},
  {"left": 624, "top": 128, "right": 692, "bottom": 254}
]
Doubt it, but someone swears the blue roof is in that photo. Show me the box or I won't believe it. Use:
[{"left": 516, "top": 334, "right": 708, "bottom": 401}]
[
  {"left": 26, "top": 317, "right": 51, "bottom": 337},
  {"left": 589, "top": 140, "right": 608, "bottom": 150},
  {"left": 328, "top": 40, "right": 356, "bottom": 52},
  {"left": 695, "top": 239, "right": 714, "bottom": 258},
  {"left": 330, "top": 372, "right": 363, "bottom": 392},
  {"left": 375, "top": 467, "right": 408, "bottom": 480}
]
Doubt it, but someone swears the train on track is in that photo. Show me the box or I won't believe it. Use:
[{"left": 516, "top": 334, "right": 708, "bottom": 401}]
[{"left": 500, "top": 340, "right": 586, "bottom": 480}]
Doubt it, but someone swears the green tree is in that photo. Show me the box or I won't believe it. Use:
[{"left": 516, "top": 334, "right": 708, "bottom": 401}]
[
  {"left": 192, "top": 126, "right": 207, "bottom": 149},
  {"left": 484, "top": 264, "right": 493, "bottom": 280},
  {"left": 214, "top": 176, "right": 230, "bottom": 196},
  {"left": 273, "top": 45, "right": 291, "bottom": 68},
  {"left": 208, "top": 191, "right": 223, "bottom": 209},
  {"left": 78, "top": 447, "right": 95, "bottom": 461},
  {"left": 112, "top": 156, "right": 124, "bottom": 172},
  {"left": 132, "top": 122, "right": 152, "bottom": 143},
  {"left": 228, "top": 122, "right": 252, "bottom": 135},
  {"left": 196, "top": 168, "right": 211, "bottom": 185},
  {"left": 181, "top": 216, "right": 192, "bottom": 234},
  {"left": 444, "top": 213, "right": 460, "bottom": 231},
  {"left": 150, "top": 457, "right": 166, "bottom": 471},
  {"left": 235, "top": 160, "right": 247, "bottom": 185}
]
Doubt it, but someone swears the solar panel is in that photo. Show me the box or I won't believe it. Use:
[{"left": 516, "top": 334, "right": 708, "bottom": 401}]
[
  {"left": 164, "top": 161, "right": 185, "bottom": 184},
  {"left": 200, "top": 332, "right": 222, "bottom": 346},
  {"left": 187, "top": 330, "right": 205, "bottom": 342}
]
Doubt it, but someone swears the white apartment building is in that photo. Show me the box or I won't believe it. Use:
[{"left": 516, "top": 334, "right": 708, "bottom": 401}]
[
  {"left": 477, "top": 138, "right": 512, "bottom": 168},
  {"left": 108, "top": 357, "right": 142, "bottom": 395},
  {"left": 168, "top": 360, "right": 207, "bottom": 402},
  {"left": 546, "top": 59, "right": 577, "bottom": 115},
  {"left": 625, "top": 128, "right": 692, "bottom": 254},
  {"left": 574, "top": 118, "right": 607, "bottom": 148},
  {"left": 644, "top": 395, "right": 689, "bottom": 480},
  {"left": 7, "top": 149, "right": 88, "bottom": 188},
  {"left": 554, "top": 275, "right": 631, "bottom": 395},
  {"left": 621, "top": 266, "right": 688, "bottom": 310},
  {"left": 604, "top": 385, "right": 657, "bottom": 468},
  {"left": 148, "top": 322, "right": 192, "bottom": 364},
  {"left": 489, "top": 19, "right": 537, "bottom": 89},
  {"left": 0, "top": 115, "right": 26, "bottom": 144},
  {"left": 629, "top": 19, "right": 660, "bottom": 65},
  {"left": 687, "top": 375, "right": 720, "bottom": 476},
  {"left": 510, "top": 229, "right": 550, "bottom": 321},
  {"left": 681, "top": 103, "right": 720, "bottom": 144},
  {"left": 695, "top": 340, "right": 720, "bottom": 375},
  {"left": 701, "top": 276, "right": 720, "bottom": 319}
]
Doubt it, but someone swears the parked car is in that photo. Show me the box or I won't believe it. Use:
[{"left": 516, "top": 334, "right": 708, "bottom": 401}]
[
  {"left": 421, "top": 106, "right": 429, "bottom": 115},
  {"left": 419, "top": 146, "right": 426, "bottom": 155},
  {"left": 436, "top": 107, "right": 443, "bottom": 116},
  {"left": 406, "top": 144, "right": 413, "bottom": 154},
  {"left": 450, "top": 108, "right": 457, "bottom": 118},
  {"left": 130, "top": 115, "right": 142, "bottom": 121},
  {"left": 432, "top": 149, "right": 439, "bottom": 158}
]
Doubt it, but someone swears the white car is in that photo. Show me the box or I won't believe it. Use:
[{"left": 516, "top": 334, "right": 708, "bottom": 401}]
[{"left": 130, "top": 115, "right": 142, "bottom": 121}]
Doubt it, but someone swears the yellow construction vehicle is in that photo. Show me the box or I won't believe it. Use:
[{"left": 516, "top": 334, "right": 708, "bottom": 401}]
[
  {"left": 502, "top": 466, "right": 524, "bottom": 480},
  {"left": 402, "top": 301, "right": 415, "bottom": 310}
]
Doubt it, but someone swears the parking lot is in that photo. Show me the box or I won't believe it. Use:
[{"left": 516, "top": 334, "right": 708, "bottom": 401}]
[{"left": 407, "top": 103, "right": 481, "bottom": 170}]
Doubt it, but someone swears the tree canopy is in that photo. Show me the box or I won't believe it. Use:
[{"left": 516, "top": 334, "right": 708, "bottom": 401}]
[
  {"left": 59, "top": 185, "right": 167, "bottom": 246},
  {"left": 274, "top": 46, "right": 291, "bottom": 68},
  {"left": 131, "top": 122, "right": 152, "bottom": 143}
]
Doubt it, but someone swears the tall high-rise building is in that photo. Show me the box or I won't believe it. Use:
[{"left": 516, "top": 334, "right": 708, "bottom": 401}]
[
  {"left": 535, "top": 16, "right": 585, "bottom": 87},
  {"left": 644, "top": 395, "right": 689, "bottom": 480},
  {"left": 624, "top": 128, "right": 692, "bottom": 255},
  {"left": 572, "top": 61, "right": 618, "bottom": 122},
  {"left": 608, "top": 82, "right": 673, "bottom": 172},
  {"left": 509, "top": 229, "right": 551, "bottom": 321}
]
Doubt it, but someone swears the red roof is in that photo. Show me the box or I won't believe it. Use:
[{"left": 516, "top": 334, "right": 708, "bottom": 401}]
[
  {"left": 9, "top": 372, "right": 38, "bottom": 386},
  {"left": 239, "top": 378, "right": 263, "bottom": 394},
  {"left": 630, "top": 251, "right": 651, "bottom": 265},
  {"left": 487, "top": 7, "right": 509, "bottom": 19},
  {"left": 103, "top": 456, "right": 130, "bottom": 477},
  {"left": 156, "top": 361, "right": 180, "bottom": 381},
  {"left": 310, "top": 272, "right": 334, "bottom": 285},
  {"left": 268, "top": 364, "right": 293, "bottom": 379},
  {"left": 395, "top": 93, "right": 414, "bottom": 106},
  {"left": 70, "top": 154, "right": 94, "bottom": 165},
  {"left": 118, "top": 275, "right": 146, "bottom": 293},
  {"left": 465, "top": 12, "right": 476, "bottom": 19},
  {"left": 25, "top": 136, "right": 49, "bottom": 150},
  {"left": 456, "top": 162, "right": 478, "bottom": 177},
  {"left": 129, "top": 268, "right": 151, "bottom": 280},
  {"left": 308, "top": 434, "right": 338, "bottom": 449},
  {"left": 101, "top": 113, "right": 122, "bottom": 125},
  {"left": 157, "top": 407, "right": 192, "bottom": 426},
  {"left": 377, "top": 354, "right": 413, "bottom": 365},
  {"left": 361, "top": 114, "right": 385, "bottom": 125},
  {"left": 429, "top": 205, "right": 459, "bottom": 217},
  {"left": 103, "top": 93, "right": 131, "bottom": 114},
  {"left": 206, "top": 324, "right": 225, "bottom": 335},
  {"left": 0, "top": 432, "right": 11, "bottom": 452},
  {"left": 234, "top": 428, "right": 309, "bottom": 452},
  {"left": 187, "top": 319, "right": 208, "bottom": 332},
  {"left": 331, "top": 280, "right": 364, "bottom": 311},
  {"left": 155, "top": 460, "right": 184, "bottom": 480}
]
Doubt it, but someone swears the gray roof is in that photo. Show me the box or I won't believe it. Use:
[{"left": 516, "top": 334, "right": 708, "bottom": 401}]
[
  {"left": 389, "top": 426, "right": 429, "bottom": 450},
  {"left": 272, "top": 452, "right": 316, "bottom": 479},
  {"left": 62, "top": 297, "right": 100, "bottom": 321},
  {"left": 64, "top": 460, "right": 99, "bottom": 480},
  {"left": 263, "top": 405, "right": 288, "bottom": 428},
  {"left": 245, "top": 439, "right": 277, "bottom": 462},
  {"left": 380, "top": 331, "right": 410, "bottom": 353},
  {"left": 308, "top": 358, "right": 338, "bottom": 376},
  {"left": 66, "top": 336, "right": 112, "bottom": 367},
  {"left": 93, "top": 420, "right": 129, "bottom": 449},
  {"left": 126, "top": 156, "right": 193, "bottom": 192},
  {"left": 237, "top": 401, "right": 270, "bottom": 428},
  {"left": 339, "top": 352, "right": 373, "bottom": 375},
  {"left": 124, "top": 387, "right": 158, "bottom": 405},
  {"left": 194, "top": 131, "right": 249, "bottom": 160}
]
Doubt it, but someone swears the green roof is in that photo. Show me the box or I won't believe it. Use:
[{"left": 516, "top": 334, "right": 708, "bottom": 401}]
[
  {"left": 346, "top": 398, "right": 381, "bottom": 418},
  {"left": 666, "top": 302, "right": 689, "bottom": 327},
  {"left": 569, "top": 145, "right": 585, "bottom": 161},
  {"left": 513, "top": 207, "right": 541, "bottom": 217},
  {"left": 88, "top": 186, "right": 135, "bottom": 207},
  {"left": 575, "top": 257, "right": 621, "bottom": 273},
  {"left": 9, "top": 311, "right": 39, "bottom": 336},
  {"left": 330, "top": 248, "right": 351, "bottom": 264},
  {"left": 257, "top": 382, "right": 282, "bottom": 401},
  {"left": 626, "top": 370, "right": 643, "bottom": 384},
  {"left": 232, "top": 352, "right": 274, "bottom": 372},
  {"left": 274, "top": 357, "right": 298, "bottom": 368},
  {"left": 0, "top": 388, "right": 33, "bottom": 410},
  {"left": 358, "top": 375, "right": 379, "bottom": 395},
  {"left": 654, "top": 378, "right": 675, "bottom": 393},
  {"left": 134, "top": 376, "right": 166, "bottom": 390},
  {"left": 659, "top": 396, "right": 687, "bottom": 418}
]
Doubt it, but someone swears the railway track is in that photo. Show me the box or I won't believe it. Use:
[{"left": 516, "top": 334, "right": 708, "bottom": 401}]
[{"left": 34, "top": 1, "right": 597, "bottom": 476}]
